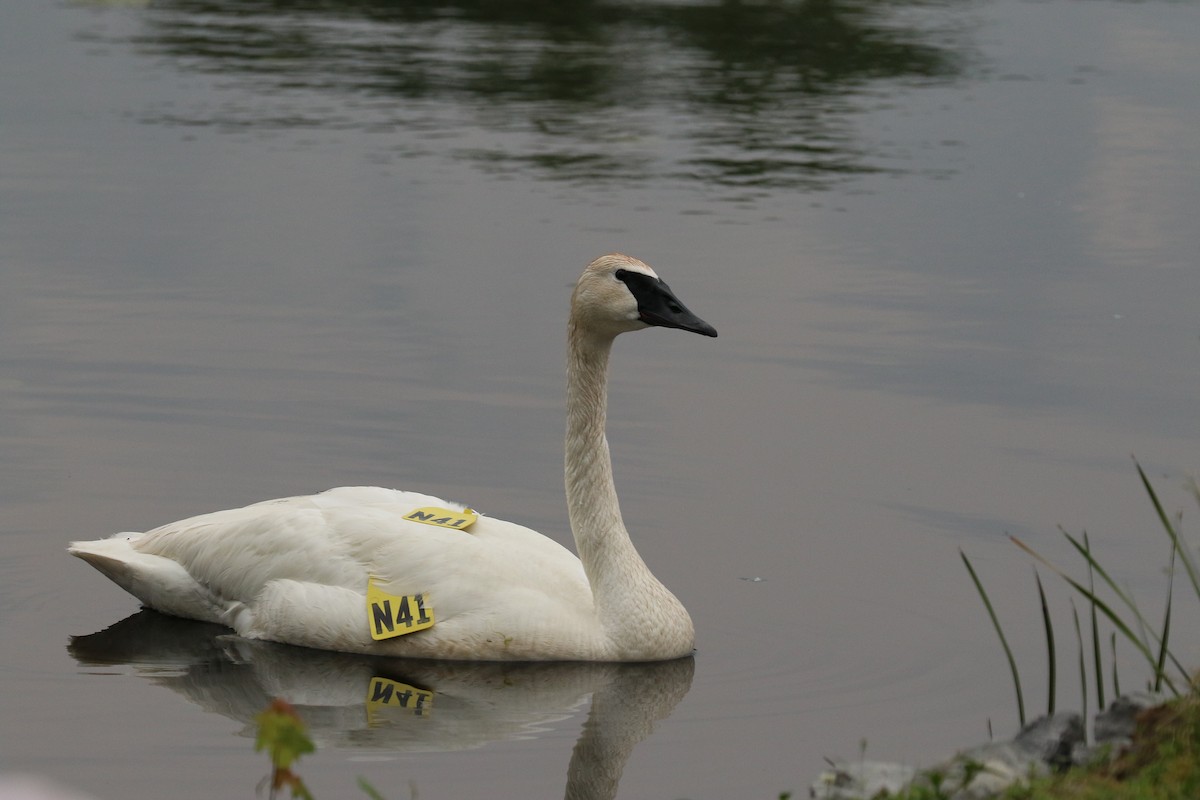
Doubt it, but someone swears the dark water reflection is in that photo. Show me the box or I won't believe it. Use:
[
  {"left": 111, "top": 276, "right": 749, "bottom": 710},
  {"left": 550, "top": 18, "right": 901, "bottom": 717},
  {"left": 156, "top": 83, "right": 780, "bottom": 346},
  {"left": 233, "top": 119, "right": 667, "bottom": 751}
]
[
  {"left": 71, "top": 612, "right": 693, "bottom": 800},
  {"left": 103, "top": 0, "right": 964, "bottom": 188}
]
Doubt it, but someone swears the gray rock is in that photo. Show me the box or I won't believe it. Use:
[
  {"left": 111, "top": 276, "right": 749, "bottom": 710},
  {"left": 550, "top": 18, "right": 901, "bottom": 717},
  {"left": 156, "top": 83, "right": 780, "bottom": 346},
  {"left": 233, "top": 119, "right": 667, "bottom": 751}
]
[
  {"left": 1011, "top": 712, "right": 1085, "bottom": 768},
  {"left": 809, "top": 697, "right": 1163, "bottom": 800},
  {"left": 1069, "top": 691, "right": 1168, "bottom": 766},
  {"left": 1093, "top": 692, "right": 1166, "bottom": 744}
]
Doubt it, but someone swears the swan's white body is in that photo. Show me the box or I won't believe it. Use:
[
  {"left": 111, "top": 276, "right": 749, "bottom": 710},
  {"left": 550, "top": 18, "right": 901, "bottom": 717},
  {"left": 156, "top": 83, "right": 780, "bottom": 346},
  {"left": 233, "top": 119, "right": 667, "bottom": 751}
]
[{"left": 70, "top": 254, "right": 717, "bottom": 662}]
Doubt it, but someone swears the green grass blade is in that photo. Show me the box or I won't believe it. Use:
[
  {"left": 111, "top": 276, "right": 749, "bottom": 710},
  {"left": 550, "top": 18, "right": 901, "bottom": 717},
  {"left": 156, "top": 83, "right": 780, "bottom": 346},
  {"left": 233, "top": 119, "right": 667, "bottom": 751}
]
[
  {"left": 1154, "top": 545, "right": 1176, "bottom": 693},
  {"left": 1137, "top": 460, "right": 1200, "bottom": 602},
  {"left": 1010, "top": 536, "right": 1180, "bottom": 695},
  {"left": 357, "top": 777, "right": 389, "bottom": 800},
  {"left": 1059, "top": 530, "right": 1145, "bottom": 631},
  {"left": 961, "top": 549, "right": 1025, "bottom": 726},
  {"left": 1058, "top": 532, "right": 1189, "bottom": 684},
  {"left": 1035, "top": 569, "right": 1056, "bottom": 715},
  {"left": 1084, "top": 533, "right": 1105, "bottom": 711}
]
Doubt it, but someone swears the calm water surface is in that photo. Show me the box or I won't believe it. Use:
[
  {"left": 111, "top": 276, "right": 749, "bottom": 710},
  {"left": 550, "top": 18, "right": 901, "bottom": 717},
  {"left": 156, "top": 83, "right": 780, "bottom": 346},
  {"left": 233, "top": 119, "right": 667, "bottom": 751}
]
[{"left": 2, "top": 0, "right": 1199, "bottom": 798}]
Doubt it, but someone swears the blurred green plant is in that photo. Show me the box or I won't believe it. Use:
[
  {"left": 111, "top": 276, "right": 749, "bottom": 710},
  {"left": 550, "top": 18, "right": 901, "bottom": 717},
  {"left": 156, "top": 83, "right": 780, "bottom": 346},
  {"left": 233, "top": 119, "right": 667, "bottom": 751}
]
[
  {"left": 254, "top": 698, "right": 389, "bottom": 800},
  {"left": 256, "top": 699, "right": 316, "bottom": 800}
]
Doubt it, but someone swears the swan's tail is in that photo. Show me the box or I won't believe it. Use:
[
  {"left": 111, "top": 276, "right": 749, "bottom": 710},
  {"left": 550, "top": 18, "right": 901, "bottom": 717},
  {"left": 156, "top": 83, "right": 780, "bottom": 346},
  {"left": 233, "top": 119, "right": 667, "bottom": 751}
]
[
  {"left": 68, "top": 535, "right": 225, "bottom": 624},
  {"left": 68, "top": 534, "right": 143, "bottom": 587}
]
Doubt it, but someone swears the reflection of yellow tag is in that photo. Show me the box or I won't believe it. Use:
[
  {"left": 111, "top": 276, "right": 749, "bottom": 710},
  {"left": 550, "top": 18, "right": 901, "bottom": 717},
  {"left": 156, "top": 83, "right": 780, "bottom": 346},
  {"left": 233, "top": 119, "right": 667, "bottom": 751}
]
[
  {"left": 366, "top": 677, "right": 433, "bottom": 721},
  {"left": 404, "top": 506, "right": 478, "bottom": 531},
  {"left": 367, "top": 579, "right": 435, "bottom": 640}
]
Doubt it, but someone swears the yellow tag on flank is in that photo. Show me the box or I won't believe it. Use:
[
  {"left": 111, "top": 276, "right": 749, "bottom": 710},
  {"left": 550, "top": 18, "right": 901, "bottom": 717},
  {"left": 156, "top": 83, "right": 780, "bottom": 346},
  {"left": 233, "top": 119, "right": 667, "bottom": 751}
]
[
  {"left": 404, "top": 506, "right": 478, "bottom": 531},
  {"left": 366, "top": 677, "right": 433, "bottom": 720},
  {"left": 367, "top": 579, "right": 435, "bottom": 640}
]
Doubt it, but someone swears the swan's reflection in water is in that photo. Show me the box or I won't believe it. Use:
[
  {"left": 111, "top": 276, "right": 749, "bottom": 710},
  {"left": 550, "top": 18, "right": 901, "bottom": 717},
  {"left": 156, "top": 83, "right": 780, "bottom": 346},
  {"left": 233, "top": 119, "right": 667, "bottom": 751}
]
[{"left": 69, "top": 611, "right": 694, "bottom": 799}]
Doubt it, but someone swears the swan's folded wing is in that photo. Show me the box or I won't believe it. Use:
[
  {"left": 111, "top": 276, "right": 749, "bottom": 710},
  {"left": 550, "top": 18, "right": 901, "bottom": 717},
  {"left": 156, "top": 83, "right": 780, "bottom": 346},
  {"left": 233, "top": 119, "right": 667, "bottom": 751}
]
[{"left": 69, "top": 535, "right": 227, "bottom": 623}]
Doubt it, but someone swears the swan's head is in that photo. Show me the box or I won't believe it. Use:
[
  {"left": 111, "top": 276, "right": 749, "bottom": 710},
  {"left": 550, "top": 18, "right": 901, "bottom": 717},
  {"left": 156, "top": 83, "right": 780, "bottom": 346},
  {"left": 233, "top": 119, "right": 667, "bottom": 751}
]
[{"left": 572, "top": 254, "right": 718, "bottom": 340}]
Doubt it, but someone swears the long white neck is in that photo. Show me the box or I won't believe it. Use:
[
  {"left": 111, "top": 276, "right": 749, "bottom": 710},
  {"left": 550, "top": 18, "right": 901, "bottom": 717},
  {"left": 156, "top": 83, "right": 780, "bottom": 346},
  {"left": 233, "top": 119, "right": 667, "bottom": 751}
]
[{"left": 565, "top": 320, "right": 694, "bottom": 660}]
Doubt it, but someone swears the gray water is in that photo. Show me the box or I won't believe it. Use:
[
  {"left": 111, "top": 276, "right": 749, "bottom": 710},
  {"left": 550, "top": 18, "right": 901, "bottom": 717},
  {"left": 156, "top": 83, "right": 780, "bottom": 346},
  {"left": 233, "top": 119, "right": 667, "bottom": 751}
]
[{"left": 2, "top": 0, "right": 1199, "bottom": 798}]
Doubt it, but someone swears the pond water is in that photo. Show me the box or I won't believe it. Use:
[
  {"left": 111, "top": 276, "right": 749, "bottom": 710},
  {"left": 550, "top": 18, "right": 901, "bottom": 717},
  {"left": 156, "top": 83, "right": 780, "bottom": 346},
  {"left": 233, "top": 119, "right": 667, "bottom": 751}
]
[{"left": 2, "top": 0, "right": 1199, "bottom": 797}]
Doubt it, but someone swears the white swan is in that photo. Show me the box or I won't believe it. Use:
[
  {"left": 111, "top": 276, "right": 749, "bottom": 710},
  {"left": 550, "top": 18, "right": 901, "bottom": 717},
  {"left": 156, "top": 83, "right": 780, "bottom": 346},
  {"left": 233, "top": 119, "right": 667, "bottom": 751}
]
[{"left": 69, "top": 253, "right": 717, "bottom": 662}]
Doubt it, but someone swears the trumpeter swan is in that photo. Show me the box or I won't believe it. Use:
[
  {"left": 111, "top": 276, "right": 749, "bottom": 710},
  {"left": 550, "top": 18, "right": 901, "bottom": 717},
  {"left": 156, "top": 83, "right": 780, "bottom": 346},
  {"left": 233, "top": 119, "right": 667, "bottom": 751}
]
[{"left": 69, "top": 253, "right": 717, "bottom": 661}]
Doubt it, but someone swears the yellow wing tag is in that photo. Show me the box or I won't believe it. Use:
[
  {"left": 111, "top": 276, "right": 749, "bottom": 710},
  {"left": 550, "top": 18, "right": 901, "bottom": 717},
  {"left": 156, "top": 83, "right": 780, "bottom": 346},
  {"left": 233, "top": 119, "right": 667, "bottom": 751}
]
[
  {"left": 367, "top": 579, "right": 435, "bottom": 640},
  {"left": 404, "top": 506, "right": 478, "bottom": 531},
  {"left": 366, "top": 677, "right": 433, "bottom": 721}
]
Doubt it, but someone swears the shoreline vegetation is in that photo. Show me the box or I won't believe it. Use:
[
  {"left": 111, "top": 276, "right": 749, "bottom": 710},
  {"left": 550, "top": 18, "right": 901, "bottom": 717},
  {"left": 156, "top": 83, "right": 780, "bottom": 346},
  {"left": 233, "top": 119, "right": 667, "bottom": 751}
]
[
  {"left": 811, "top": 461, "right": 1199, "bottom": 799},
  {"left": 809, "top": 686, "right": 1199, "bottom": 800},
  {"left": 1011, "top": 690, "right": 1200, "bottom": 799}
]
